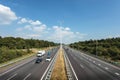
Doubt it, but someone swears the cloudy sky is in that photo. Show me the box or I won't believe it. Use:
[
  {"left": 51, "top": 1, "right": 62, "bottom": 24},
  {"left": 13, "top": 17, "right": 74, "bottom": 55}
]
[{"left": 0, "top": 0, "right": 120, "bottom": 44}]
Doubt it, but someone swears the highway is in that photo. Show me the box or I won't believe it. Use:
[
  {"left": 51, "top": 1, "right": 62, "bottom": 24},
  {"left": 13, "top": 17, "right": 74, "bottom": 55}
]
[
  {"left": 1, "top": 46, "right": 120, "bottom": 80},
  {"left": 0, "top": 47, "right": 59, "bottom": 80},
  {"left": 64, "top": 46, "right": 120, "bottom": 80}
]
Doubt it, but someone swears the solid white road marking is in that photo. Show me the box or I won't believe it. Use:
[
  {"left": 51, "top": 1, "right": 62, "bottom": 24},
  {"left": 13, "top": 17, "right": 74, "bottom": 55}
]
[
  {"left": 82, "top": 51, "right": 120, "bottom": 71},
  {"left": 105, "top": 67, "right": 109, "bottom": 70},
  {"left": 115, "top": 72, "right": 120, "bottom": 76},
  {"left": 98, "top": 64, "right": 101, "bottom": 66},
  {"left": 0, "top": 58, "right": 35, "bottom": 77},
  {"left": 23, "top": 73, "right": 31, "bottom": 80},
  {"left": 65, "top": 51, "right": 78, "bottom": 80},
  {"left": 40, "top": 50, "right": 59, "bottom": 80},
  {"left": 7, "top": 73, "right": 17, "bottom": 80}
]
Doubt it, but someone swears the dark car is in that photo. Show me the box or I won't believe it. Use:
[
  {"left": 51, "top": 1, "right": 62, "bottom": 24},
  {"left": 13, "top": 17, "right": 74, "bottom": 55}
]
[{"left": 35, "top": 57, "right": 42, "bottom": 63}]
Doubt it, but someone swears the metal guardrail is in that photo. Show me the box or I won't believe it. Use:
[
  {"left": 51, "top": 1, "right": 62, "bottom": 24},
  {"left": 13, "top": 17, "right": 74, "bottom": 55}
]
[
  {"left": 63, "top": 50, "right": 73, "bottom": 80},
  {"left": 41, "top": 48, "right": 59, "bottom": 80},
  {"left": 69, "top": 46, "right": 120, "bottom": 68},
  {"left": 74, "top": 48, "right": 120, "bottom": 68},
  {"left": 63, "top": 49, "right": 78, "bottom": 80},
  {"left": 41, "top": 47, "right": 78, "bottom": 80}
]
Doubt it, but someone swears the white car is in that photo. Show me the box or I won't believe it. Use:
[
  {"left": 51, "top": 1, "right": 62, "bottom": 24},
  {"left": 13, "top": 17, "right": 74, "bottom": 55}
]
[
  {"left": 37, "top": 51, "right": 42, "bottom": 57},
  {"left": 46, "top": 57, "right": 51, "bottom": 61},
  {"left": 37, "top": 50, "right": 45, "bottom": 57}
]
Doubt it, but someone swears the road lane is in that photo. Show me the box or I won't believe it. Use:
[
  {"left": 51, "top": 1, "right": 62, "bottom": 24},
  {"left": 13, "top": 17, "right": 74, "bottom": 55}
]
[
  {"left": 64, "top": 46, "right": 120, "bottom": 80},
  {"left": 0, "top": 47, "right": 59, "bottom": 80}
]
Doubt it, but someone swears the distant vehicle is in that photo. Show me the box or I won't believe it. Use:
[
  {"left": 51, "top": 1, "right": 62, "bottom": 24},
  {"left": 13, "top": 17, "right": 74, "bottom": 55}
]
[
  {"left": 46, "top": 56, "right": 51, "bottom": 62},
  {"left": 47, "top": 51, "right": 50, "bottom": 56},
  {"left": 35, "top": 57, "right": 42, "bottom": 63},
  {"left": 37, "top": 50, "right": 45, "bottom": 57}
]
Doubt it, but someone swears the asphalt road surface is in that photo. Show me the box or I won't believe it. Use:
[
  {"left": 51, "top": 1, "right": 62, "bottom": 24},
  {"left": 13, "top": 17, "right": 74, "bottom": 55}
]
[
  {"left": 64, "top": 46, "right": 120, "bottom": 80},
  {"left": 0, "top": 48, "right": 59, "bottom": 80}
]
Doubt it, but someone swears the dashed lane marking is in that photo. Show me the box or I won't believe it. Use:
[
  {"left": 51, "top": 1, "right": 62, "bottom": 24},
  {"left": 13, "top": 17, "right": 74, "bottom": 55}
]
[
  {"left": 7, "top": 73, "right": 17, "bottom": 80},
  {"left": 105, "top": 67, "right": 109, "bottom": 70},
  {"left": 93, "top": 61, "right": 95, "bottom": 63},
  {"left": 23, "top": 73, "right": 31, "bottom": 80},
  {"left": 98, "top": 64, "right": 101, "bottom": 66},
  {"left": 115, "top": 73, "right": 120, "bottom": 76}
]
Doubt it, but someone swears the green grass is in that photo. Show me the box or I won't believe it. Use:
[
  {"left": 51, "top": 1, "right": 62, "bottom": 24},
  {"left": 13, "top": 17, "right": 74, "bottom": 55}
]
[
  {"left": 0, "top": 47, "right": 53, "bottom": 67},
  {"left": 0, "top": 53, "right": 35, "bottom": 67}
]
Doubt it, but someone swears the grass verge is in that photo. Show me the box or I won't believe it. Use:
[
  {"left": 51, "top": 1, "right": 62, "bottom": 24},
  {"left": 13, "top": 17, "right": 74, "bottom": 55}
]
[
  {"left": 0, "top": 47, "right": 53, "bottom": 68},
  {"left": 51, "top": 48, "right": 67, "bottom": 80}
]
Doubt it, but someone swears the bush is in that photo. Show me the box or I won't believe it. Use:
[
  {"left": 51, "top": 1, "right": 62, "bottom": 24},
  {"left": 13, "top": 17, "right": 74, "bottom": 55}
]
[
  {"left": 0, "top": 47, "right": 31, "bottom": 63},
  {"left": 69, "top": 37, "right": 120, "bottom": 61},
  {"left": 108, "top": 47, "right": 120, "bottom": 57}
]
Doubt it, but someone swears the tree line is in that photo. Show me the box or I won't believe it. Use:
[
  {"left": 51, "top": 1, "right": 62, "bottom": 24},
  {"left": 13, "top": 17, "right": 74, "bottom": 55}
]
[
  {"left": 0, "top": 36, "right": 57, "bottom": 49},
  {"left": 0, "top": 36, "right": 57, "bottom": 63},
  {"left": 69, "top": 37, "right": 120, "bottom": 61}
]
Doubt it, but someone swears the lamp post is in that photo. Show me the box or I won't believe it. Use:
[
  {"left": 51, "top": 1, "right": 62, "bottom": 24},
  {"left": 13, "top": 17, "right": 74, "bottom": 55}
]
[
  {"left": 96, "top": 39, "right": 98, "bottom": 56},
  {"left": 59, "top": 21, "right": 63, "bottom": 49}
]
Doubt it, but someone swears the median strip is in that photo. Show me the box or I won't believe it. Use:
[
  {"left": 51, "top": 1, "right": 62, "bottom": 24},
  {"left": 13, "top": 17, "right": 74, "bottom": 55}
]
[{"left": 51, "top": 48, "right": 67, "bottom": 80}]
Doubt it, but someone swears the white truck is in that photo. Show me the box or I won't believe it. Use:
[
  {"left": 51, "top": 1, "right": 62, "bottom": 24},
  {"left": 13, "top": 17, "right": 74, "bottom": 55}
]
[{"left": 37, "top": 50, "right": 45, "bottom": 57}]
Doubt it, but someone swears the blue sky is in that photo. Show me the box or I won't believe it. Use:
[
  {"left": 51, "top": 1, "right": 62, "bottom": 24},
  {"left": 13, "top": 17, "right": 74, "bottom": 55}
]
[{"left": 0, "top": 0, "right": 120, "bottom": 43}]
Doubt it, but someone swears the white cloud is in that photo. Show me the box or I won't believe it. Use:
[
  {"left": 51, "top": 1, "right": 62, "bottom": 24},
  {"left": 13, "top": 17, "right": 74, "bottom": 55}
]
[
  {"left": 18, "top": 18, "right": 42, "bottom": 25},
  {"left": 65, "top": 27, "right": 70, "bottom": 31},
  {"left": 16, "top": 17, "right": 86, "bottom": 43},
  {"left": 53, "top": 26, "right": 59, "bottom": 29},
  {"left": 33, "top": 24, "right": 46, "bottom": 32},
  {"left": 30, "top": 20, "right": 42, "bottom": 25},
  {"left": 0, "top": 4, "right": 86, "bottom": 43},
  {"left": 47, "top": 26, "right": 86, "bottom": 44},
  {"left": 0, "top": 4, "right": 17, "bottom": 25},
  {"left": 16, "top": 28, "right": 23, "bottom": 31},
  {"left": 16, "top": 24, "right": 86, "bottom": 43},
  {"left": 17, "top": 18, "right": 46, "bottom": 32},
  {"left": 26, "top": 34, "right": 40, "bottom": 37},
  {"left": 24, "top": 25, "right": 32, "bottom": 30},
  {"left": 18, "top": 18, "right": 27, "bottom": 24}
]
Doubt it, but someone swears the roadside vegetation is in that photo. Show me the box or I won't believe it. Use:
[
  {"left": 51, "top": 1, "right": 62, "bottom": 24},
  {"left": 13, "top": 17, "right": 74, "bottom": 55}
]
[
  {"left": 70, "top": 37, "right": 120, "bottom": 62},
  {"left": 0, "top": 36, "right": 57, "bottom": 63},
  {"left": 0, "top": 46, "right": 31, "bottom": 63}
]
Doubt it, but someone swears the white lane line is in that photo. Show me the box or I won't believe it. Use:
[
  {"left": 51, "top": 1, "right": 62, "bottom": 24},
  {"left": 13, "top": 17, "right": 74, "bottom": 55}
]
[
  {"left": 40, "top": 50, "right": 59, "bottom": 80},
  {"left": 0, "top": 58, "right": 35, "bottom": 77},
  {"left": 23, "top": 73, "right": 31, "bottom": 80},
  {"left": 93, "top": 61, "right": 95, "bottom": 63},
  {"left": 82, "top": 51, "right": 120, "bottom": 71},
  {"left": 105, "top": 67, "right": 109, "bottom": 70},
  {"left": 7, "top": 73, "right": 17, "bottom": 80},
  {"left": 80, "top": 64, "right": 84, "bottom": 69},
  {"left": 115, "top": 72, "right": 120, "bottom": 76},
  {"left": 98, "top": 64, "right": 101, "bottom": 66},
  {"left": 65, "top": 52, "right": 78, "bottom": 80}
]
